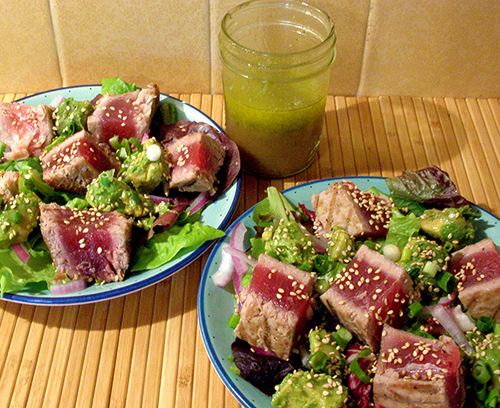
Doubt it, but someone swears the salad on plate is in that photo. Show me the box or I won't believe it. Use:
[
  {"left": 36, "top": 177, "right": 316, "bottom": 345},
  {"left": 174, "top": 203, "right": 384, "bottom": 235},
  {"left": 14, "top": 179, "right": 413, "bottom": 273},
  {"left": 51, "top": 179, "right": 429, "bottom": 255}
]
[
  {"left": 0, "top": 77, "right": 240, "bottom": 297},
  {"left": 211, "top": 166, "right": 500, "bottom": 408}
]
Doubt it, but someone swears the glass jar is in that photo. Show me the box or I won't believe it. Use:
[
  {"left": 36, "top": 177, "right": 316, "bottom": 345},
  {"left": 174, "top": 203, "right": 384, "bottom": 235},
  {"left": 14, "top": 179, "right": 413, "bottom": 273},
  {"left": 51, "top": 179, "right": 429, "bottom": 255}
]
[{"left": 219, "top": 0, "right": 336, "bottom": 178}]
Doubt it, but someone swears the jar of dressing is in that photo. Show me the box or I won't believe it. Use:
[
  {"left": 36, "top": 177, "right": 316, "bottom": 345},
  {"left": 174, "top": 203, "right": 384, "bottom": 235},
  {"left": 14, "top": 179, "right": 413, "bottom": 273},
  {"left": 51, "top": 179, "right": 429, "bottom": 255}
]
[{"left": 219, "top": 0, "right": 336, "bottom": 178}]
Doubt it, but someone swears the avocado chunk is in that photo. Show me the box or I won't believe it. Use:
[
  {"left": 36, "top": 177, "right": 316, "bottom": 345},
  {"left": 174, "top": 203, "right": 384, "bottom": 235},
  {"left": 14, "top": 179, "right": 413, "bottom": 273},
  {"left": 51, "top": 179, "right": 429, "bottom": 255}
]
[
  {"left": 123, "top": 137, "right": 170, "bottom": 194},
  {"left": 53, "top": 97, "right": 93, "bottom": 138},
  {"left": 307, "top": 328, "right": 349, "bottom": 376},
  {"left": 327, "top": 226, "right": 355, "bottom": 263},
  {"left": 85, "top": 170, "right": 155, "bottom": 219},
  {"left": 0, "top": 191, "right": 41, "bottom": 248},
  {"left": 271, "top": 370, "right": 347, "bottom": 408},
  {"left": 419, "top": 207, "right": 474, "bottom": 244},
  {"left": 261, "top": 219, "right": 319, "bottom": 272}
]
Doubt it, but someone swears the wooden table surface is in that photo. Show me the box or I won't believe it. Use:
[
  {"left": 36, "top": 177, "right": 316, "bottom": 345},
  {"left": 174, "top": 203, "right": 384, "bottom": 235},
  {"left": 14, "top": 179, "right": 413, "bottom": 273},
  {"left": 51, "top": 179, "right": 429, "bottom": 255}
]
[{"left": 1, "top": 92, "right": 500, "bottom": 408}]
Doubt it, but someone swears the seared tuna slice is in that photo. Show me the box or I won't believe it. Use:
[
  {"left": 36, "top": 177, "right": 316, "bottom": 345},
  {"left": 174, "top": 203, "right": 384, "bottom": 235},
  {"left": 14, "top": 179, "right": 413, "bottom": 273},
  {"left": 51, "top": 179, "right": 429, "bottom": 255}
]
[
  {"left": 87, "top": 83, "right": 160, "bottom": 145},
  {"left": 166, "top": 131, "right": 225, "bottom": 194},
  {"left": 41, "top": 130, "right": 121, "bottom": 195},
  {"left": 449, "top": 238, "right": 500, "bottom": 322},
  {"left": 39, "top": 203, "right": 133, "bottom": 283},
  {"left": 0, "top": 102, "right": 54, "bottom": 160},
  {"left": 320, "top": 245, "right": 418, "bottom": 350},
  {"left": 373, "top": 325, "right": 465, "bottom": 408},
  {"left": 234, "top": 253, "right": 316, "bottom": 360},
  {"left": 155, "top": 120, "right": 240, "bottom": 199},
  {"left": 312, "top": 180, "right": 393, "bottom": 238}
]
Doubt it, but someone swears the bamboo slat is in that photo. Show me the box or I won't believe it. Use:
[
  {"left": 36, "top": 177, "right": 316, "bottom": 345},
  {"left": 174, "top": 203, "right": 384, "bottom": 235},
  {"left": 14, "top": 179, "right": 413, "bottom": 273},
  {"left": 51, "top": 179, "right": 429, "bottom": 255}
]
[{"left": 0, "top": 92, "right": 500, "bottom": 408}]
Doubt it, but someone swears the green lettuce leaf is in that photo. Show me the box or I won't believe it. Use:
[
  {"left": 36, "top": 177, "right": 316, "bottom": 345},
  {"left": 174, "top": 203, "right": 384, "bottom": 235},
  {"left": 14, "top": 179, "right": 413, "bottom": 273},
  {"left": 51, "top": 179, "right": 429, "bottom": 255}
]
[
  {"left": 252, "top": 186, "right": 304, "bottom": 228},
  {"left": 385, "top": 208, "right": 421, "bottom": 248},
  {"left": 101, "top": 77, "right": 137, "bottom": 95},
  {"left": 0, "top": 247, "right": 55, "bottom": 296},
  {"left": 130, "top": 222, "right": 225, "bottom": 271}
]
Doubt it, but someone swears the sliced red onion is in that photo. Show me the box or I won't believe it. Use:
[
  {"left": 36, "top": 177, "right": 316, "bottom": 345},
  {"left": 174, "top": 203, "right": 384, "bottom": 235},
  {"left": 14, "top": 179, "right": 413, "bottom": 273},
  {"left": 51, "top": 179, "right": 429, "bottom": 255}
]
[
  {"left": 49, "top": 95, "right": 65, "bottom": 108},
  {"left": 142, "top": 133, "right": 150, "bottom": 142},
  {"left": 232, "top": 270, "right": 243, "bottom": 296},
  {"left": 224, "top": 246, "right": 257, "bottom": 273},
  {"left": 229, "top": 222, "right": 247, "bottom": 273},
  {"left": 188, "top": 192, "right": 211, "bottom": 214},
  {"left": 11, "top": 243, "right": 30, "bottom": 264},
  {"left": 148, "top": 194, "right": 171, "bottom": 205},
  {"left": 428, "top": 303, "right": 474, "bottom": 354},
  {"left": 251, "top": 345, "right": 275, "bottom": 357},
  {"left": 438, "top": 292, "right": 457, "bottom": 307},
  {"left": 50, "top": 278, "right": 88, "bottom": 295},
  {"left": 230, "top": 222, "right": 247, "bottom": 251},
  {"left": 212, "top": 243, "right": 236, "bottom": 288},
  {"left": 451, "top": 305, "right": 475, "bottom": 332}
]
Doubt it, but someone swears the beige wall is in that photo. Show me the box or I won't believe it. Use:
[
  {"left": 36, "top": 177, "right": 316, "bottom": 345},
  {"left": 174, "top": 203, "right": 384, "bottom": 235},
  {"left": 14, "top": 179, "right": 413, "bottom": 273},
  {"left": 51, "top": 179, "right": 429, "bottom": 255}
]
[{"left": 1, "top": 0, "right": 499, "bottom": 97}]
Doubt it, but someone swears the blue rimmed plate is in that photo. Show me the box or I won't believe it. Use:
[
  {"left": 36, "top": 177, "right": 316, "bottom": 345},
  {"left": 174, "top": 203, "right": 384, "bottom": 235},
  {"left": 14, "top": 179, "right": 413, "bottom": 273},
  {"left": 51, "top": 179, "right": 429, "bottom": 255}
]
[
  {"left": 1, "top": 85, "right": 241, "bottom": 305},
  {"left": 198, "top": 176, "right": 500, "bottom": 408}
]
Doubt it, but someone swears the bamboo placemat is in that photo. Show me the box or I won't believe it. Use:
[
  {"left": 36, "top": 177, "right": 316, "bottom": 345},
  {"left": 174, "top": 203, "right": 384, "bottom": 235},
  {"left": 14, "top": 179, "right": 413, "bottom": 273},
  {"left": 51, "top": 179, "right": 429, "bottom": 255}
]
[{"left": 1, "top": 93, "right": 500, "bottom": 408}]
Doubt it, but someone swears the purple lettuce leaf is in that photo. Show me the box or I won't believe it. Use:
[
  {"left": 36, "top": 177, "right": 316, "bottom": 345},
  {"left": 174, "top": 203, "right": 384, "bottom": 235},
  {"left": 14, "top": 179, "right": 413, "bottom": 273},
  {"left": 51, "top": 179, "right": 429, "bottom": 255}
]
[
  {"left": 231, "top": 338, "right": 303, "bottom": 396},
  {"left": 385, "top": 166, "right": 469, "bottom": 207}
]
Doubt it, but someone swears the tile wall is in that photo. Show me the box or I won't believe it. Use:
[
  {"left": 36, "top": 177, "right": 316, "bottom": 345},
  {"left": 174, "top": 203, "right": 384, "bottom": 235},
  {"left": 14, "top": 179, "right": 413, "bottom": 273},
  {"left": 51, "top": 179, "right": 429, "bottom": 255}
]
[{"left": 1, "top": 0, "right": 499, "bottom": 97}]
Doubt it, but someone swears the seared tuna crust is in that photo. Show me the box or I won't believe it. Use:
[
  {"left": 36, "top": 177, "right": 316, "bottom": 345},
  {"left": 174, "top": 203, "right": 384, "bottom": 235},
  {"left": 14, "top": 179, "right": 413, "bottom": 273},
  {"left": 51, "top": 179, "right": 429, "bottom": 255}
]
[
  {"left": 41, "top": 130, "right": 121, "bottom": 194},
  {"left": 39, "top": 203, "right": 133, "bottom": 283},
  {"left": 166, "top": 131, "right": 226, "bottom": 194},
  {"left": 312, "top": 180, "right": 393, "bottom": 238},
  {"left": 373, "top": 325, "right": 465, "bottom": 408},
  {"left": 87, "top": 83, "right": 160, "bottom": 145},
  {"left": 0, "top": 102, "right": 54, "bottom": 160},
  {"left": 235, "top": 254, "right": 316, "bottom": 360},
  {"left": 320, "top": 245, "right": 418, "bottom": 350},
  {"left": 449, "top": 238, "right": 500, "bottom": 323}
]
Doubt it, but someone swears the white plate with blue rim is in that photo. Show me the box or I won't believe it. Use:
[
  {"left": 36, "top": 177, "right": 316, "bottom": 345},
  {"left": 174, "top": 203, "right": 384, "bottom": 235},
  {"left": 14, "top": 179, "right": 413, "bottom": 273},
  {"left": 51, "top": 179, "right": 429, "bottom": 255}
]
[
  {"left": 198, "top": 176, "right": 500, "bottom": 408},
  {"left": 1, "top": 85, "right": 241, "bottom": 305}
]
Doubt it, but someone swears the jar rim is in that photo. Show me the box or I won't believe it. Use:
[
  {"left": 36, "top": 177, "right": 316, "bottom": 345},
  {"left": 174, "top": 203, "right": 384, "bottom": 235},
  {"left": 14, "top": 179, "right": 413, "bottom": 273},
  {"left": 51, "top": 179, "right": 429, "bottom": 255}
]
[{"left": 220, "top": 0, "right": 336, "bottom": 59}]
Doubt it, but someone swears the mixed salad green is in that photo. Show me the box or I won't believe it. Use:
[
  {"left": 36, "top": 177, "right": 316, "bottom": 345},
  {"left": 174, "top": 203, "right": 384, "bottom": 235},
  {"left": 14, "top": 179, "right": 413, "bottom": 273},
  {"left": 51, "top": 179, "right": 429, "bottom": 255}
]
[
  {"left": 216, "top": 167, "right": 500, "bottom": 408},
  {"left": 0, "top": 78, "right": 232, "bottom": 296}
]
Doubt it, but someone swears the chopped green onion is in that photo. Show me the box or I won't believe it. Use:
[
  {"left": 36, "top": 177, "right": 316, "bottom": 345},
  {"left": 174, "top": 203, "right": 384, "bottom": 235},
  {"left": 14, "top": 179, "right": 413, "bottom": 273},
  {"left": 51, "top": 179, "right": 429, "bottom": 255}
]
[
  {"left": 349, "top": 348, "right": 372, "bottom": 384},
  {"left": 0, "top": 142, "right": 6, "bottom": 158},
  {"left": 129, "top": 137, "right": 142, "bottom": 151},
  {"left": 400, "top": 247, "right": 413, "bottom": 263},
  {"left": 472, "top": 359, "right": 492, "bottom": 384},
  {"left": 229, "top": 365, "right": 241, "bottom": 376},
  {"left": 443, "top": 241, "right": 454, "bottom": 252},
  {"left": 477, "top": 316, "right": 494, "bottom": 334},
  {"left": 408, "top": 301, "right": 423, "bottom": 319},
  {"left": 333, "top": 328, "right": 352, "bottom": 351},
  {"left": 109, "top": 136, "right": 121, "bottom": 150},
  {"left": 308, "top": 351, "right": 328, "bottom": 371},
  {"left": 407, "top": 265, "right": 420, "bottom": 279},
  {"left": 383, "top": 244, "right": 402, "bottom": 262},
  {"left": 241, "top": 274, "right": 252, "bottom": 287},
  {"left": 314, "top": 255, "right": 331, "bottom": 274},
  {"left": 422, "top": 261, "right": 439, "bottom": 278},
  {"left": 485, "top": 389, "right": 499, "bottom": 408},
  {"left": 367, "top": 186, "right": 385, "bottom": 196},
  {"left": 227, "top": 313, "right": 240, "bottom": 329},
  {"left": 475, "top": 381, "right": 489, "bottom": 402},
  {"left": 437, "top": 272, "right": 456, "bottom": 293}
]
